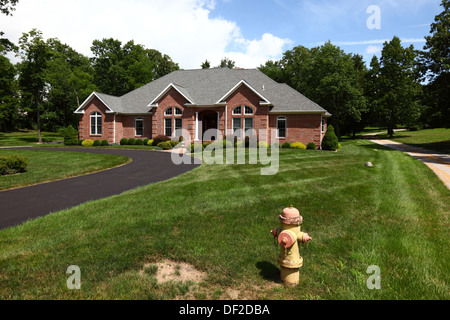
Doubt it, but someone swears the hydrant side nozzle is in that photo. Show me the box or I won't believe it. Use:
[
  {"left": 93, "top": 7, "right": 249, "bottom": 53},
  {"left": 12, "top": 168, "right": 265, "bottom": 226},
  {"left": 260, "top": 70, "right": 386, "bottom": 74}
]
[{"left": 270, "top": 228, "right": 279, "bottom": 238}]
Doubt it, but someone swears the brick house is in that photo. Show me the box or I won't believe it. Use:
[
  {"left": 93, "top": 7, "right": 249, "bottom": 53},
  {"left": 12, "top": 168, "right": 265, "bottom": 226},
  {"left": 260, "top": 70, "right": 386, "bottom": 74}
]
[{"left": 75, "top": 68, "right": 331, "bottom": 147}]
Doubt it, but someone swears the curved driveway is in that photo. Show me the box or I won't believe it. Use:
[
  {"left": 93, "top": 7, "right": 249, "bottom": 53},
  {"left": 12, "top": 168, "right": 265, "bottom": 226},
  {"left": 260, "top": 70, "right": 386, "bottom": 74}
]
[{"left": 0, "top": 148, "right": 200, "bottom": 230}]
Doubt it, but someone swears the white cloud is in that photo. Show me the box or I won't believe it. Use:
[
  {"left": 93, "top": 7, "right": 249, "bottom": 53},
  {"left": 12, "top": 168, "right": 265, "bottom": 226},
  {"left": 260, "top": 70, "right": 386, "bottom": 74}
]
[
  {"left": 0, "top": 0, "right": 292, "bottom": 69},
  {"left": 366, "top": 45, "right": 382, "bottom": 54}
]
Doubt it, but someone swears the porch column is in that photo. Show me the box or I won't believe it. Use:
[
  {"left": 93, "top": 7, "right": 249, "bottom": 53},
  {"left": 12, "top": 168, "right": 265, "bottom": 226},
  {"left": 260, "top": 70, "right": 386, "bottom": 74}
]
[
  {"left": 195, "top": 112, "right": 200, "bottom": 141},
  {"left": 217, "top": 111, "right": 220, "bottom": 139},
  {"left": 224, "top": 107, "right": 228, "bottom": 136}
]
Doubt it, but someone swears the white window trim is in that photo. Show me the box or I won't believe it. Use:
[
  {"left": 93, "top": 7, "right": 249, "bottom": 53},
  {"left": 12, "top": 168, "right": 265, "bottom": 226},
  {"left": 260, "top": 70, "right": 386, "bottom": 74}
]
[
  {"left": 277, "top": 116, "right": 287, "bottom": 139},
  {"left": 232, "top": 106, "right": 242, "bottom": 115},
  {"left": 321, "top": 118, "right": 326, "bottom": 133},
  {"left": 175, "top": 107, "right": 183, "bottom": 116},
  {"left": 165, "top": 107, "right": 173, "bottom": 116},
  {"left": 135, "top": 117, "right": 144, "bottom": 136},
  {"left": 232, "top": 117, "right": 242, "bottom": 136},
  {"left": 244, "top": 117, "right": 254, "bottom": 132},
  {"left": 244, "top": 106, "right": 254, "bottom": 115},
  {"left": 164, "top": 118, "right": 173, "bottom": 137},
  {"left": 90, "top": 112, "right": 102, "bottom": 135}
]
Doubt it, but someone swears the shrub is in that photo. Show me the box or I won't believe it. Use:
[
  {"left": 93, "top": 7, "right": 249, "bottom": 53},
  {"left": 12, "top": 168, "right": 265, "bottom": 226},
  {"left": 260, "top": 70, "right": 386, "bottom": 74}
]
[
  {"left": 79, "top": 140, "right": 84, "bottom": 146},
  {"left": 157, "top": 141, "right": 172, "bottom": 150},
  {"left": 120, "top": 138, "right": 128, "bottom": 146},
  {"left": 101, "top": 140, "right": 109, "bottom": 146},
  {"left": 153, "top": 135, "right": 171, "bottom": 146},
  {"left": 147, "top": 139, "right": 154, "bottom": 146},
  {"left": 307, "top": 142, "right": 317, "bottom": 150},
  {"left": 282, "top": 142, "right": 291, "bottom": 149},
  {"left": 291, "top": 142, "right": 306, "bottom": 150},
  {"left": 63, "top": 125, "right": 79, "bottom": 146},
  {"left": 203, "top": 142, "right": 212, "bottom": 149},
  {"left": 0, "top": 154, "right": 28, "bottom": 175},
  {"left": 93, "top": 140, "right": 101, "bottom": 147},
  {"left": 258, "top": 141, "right": 269, "bottom": 148},
  {"left": 225, "top": 135, "right": 238, "bottom": 147},
  {"left": 111, "top": 143, "right": 119, "bottom": 146},
  {"left": 143, "top": 139, "right": 150, "bottom": 146},
  {"left": 135, "top": 139, "right": 143, "bottom": 145},
  {"left": 245, "top": 136, "right": 258, "bottom": 148},
  {"left": 190, "top": 143, "right": 204, "bottom": 153},
  {"left": 271, "top": 142, "right": 281, "bottom": 149},
  {"left": 322, "top": 125, "right": 339, "bottom": 151},
  {"left": 127, "top": 138, "right": 136, "bottom": 145},
  {"left": 82, "top": 139, "right": 94, "bottom": 147},
  {"left": 170, "top": 140, "right": 179, "bottom": 148}
]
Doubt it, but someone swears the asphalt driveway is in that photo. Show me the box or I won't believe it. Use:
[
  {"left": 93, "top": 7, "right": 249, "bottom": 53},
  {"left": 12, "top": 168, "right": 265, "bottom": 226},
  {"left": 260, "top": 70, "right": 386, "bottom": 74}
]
[{"left": 0, "top": 148, "right": 200, "bottom": 230}]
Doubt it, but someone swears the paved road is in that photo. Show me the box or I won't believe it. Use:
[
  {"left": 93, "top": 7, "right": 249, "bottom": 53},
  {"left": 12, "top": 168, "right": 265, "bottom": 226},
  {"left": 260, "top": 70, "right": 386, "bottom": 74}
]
[
  {"left": 369, "top": 139, "right": 450, "bottom": 190},
  {"left": 0, "top": 148, "right": 200, "bottom": 230}
]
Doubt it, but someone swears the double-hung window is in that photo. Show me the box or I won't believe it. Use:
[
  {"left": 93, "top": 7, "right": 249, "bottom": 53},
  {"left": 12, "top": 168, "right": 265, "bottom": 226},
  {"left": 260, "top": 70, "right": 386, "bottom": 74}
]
[
  {"left": 233, "top": 118, "right": 242, "bottom": 136},
  {"left": 90, "top": 112, "right": 102, "bottom": 135},
  {"left": 165, "top": 118, "right": 172, "bottom": 137},
  {"left": 244, "top": 118, "right": 253, "bottom": 133},
  {"left": 175, "top": 118, "right": 183, "bottom": 136},
  {"left": 277, "top": 117, "right": 286, "bottom": 138},
  {"left": 135, "top": 118, "right": 144, "bottom": 136}
]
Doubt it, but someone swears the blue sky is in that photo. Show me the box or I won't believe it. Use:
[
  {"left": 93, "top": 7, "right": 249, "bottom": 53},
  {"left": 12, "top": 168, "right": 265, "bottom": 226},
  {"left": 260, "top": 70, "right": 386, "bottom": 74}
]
[{"left": 1, "top": 0, "right": 443, "bottom": 68}]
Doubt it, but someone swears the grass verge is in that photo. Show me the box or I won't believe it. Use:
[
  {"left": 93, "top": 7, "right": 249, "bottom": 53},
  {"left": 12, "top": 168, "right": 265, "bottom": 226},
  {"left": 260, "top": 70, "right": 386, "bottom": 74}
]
[
  {"left": 0, "top": 140, "right": 448, "bottom": 299},
  {"left": 0, "top": 149, "right": 130, "bottom": 191}
]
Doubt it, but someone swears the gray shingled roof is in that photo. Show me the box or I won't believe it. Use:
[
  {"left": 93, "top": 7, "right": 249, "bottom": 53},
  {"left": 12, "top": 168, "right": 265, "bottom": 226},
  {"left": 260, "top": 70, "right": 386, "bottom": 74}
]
[{"left": 79, "top": 68, "right": 329, "bottom": 115}]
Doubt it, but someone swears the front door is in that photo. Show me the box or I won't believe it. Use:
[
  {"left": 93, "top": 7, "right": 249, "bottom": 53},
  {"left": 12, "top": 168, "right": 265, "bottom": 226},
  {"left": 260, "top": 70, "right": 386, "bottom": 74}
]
[{"left": 202, "top": 113, "right": 218, "bottom": 141}]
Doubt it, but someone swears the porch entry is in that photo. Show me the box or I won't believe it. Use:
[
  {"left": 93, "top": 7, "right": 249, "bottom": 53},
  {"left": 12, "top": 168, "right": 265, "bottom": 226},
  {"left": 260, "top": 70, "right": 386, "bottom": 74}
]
[{"left": 196, "top": 111, "right": 220, "bottom": 142}]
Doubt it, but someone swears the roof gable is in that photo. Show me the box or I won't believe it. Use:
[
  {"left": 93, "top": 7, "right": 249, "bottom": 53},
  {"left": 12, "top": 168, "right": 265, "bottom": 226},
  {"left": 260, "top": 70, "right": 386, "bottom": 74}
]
[
  {"left": 215, "top": 80, "right": 271, "bottom": 105},
  {"left": 74, "top": 92, "right": 119, "bottom": 114}
]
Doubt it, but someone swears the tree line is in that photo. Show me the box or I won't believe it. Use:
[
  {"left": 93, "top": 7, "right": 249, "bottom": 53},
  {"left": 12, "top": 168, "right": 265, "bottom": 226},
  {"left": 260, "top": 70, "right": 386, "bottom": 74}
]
[
  {"left": 259, "top": 1, "right": 448, "bottom": 139},
  {"left": 0, "top": 0, "right": 448, "bottom": 142}
]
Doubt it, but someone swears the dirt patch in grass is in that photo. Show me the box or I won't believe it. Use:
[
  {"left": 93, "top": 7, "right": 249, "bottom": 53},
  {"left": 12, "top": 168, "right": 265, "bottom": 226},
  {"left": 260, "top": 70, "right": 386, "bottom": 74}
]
[{"left": 141, "top": 260, "right": 207, "bottom": 284}]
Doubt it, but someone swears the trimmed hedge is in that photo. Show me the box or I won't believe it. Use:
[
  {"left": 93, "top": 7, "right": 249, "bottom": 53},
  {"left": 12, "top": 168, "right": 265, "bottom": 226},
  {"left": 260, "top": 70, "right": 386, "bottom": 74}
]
[
  {"left": 282, "top": 142, "right": 291, "bottom": 149},
  {"left": 135, "top": 139, "right": 144, "bottom": 145},
  {"left": 307, "top": 142, "right": 317, "bottom": 150},
  {"left": 153, "top": 135, "right": 171, "bottom": 146},
  {"left": 0, "top": 154, "right": 28, "bottom": 175},
  {"left": 93, "top": 140, "right": 101, "bottom": 147},
  {"left": 82, "top": 139, "right": 94, "bottom": 147},
  {"left": 291, "top": 142, "right": 306, "bottom": 150},
  {"left": 101, "top": 140, "right": 109, "bottom": 146},
  {"left": 157, "top": 141, "right": 172, "bottom": 150},
  {"left": 120, "top": 138, "right": 128, "bottom": 146},
  {"left": 127, "top": 138, "right": 136, "bottom": 146}
]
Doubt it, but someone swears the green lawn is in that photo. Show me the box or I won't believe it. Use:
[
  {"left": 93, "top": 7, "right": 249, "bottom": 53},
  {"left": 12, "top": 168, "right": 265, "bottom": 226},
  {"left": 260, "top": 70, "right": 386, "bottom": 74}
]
[
  {"left": 0, "top": 130, "right": 64, "bottom": 146},
  {"left": 0, "top": 149, "right": 129, "bottom": 190},
  {"left": 362, "top": 128, "right": 450, "bottom": 154},
  {"left": 0, "top": 140, "right": 448, "bottom": 300}
]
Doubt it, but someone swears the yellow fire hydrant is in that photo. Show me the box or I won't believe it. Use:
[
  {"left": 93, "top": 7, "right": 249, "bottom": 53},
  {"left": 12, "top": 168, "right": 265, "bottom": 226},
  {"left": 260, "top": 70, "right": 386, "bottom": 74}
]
[{"left": 271, "top": 205, "right": 312, "bottom": 287}]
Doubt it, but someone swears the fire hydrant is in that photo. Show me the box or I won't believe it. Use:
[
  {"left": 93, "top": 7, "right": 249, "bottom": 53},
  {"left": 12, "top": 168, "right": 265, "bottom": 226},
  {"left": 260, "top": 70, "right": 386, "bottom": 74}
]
[{"left": 271, "top": 205, "right": 312, "bottom": 287}]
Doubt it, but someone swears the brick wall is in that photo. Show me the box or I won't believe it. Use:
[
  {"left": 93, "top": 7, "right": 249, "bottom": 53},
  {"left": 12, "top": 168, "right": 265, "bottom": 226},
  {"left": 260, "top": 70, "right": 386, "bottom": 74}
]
[
  {"left": 78, "top": 96, "right": 115, "bottom": 143},
  {"left": 269, "top": 114, "right": 323, "bottom": 147},
  {"left": 225, "top": 84, "right": 270, "bottom": 140}
]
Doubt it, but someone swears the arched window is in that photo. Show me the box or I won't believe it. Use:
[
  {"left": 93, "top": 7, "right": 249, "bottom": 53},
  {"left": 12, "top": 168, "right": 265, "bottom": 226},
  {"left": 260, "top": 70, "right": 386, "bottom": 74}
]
[
  {"left": 90, "top": 112, "right": 102, "bottom": 135},
  {"left": 135, "top": 117, "right": 144, "bottom": 136},
  {"left": 244, "top": 106, "right": 254, "bottom": 115},
  {"left": 175, "top": 107, "right": 183, "bottom": 116},
  {"left": 232, "top": 106, "right": 242, "bottom": 115},
  {"left": 165, "top": 107, "right": 173, "bottom": 116}
]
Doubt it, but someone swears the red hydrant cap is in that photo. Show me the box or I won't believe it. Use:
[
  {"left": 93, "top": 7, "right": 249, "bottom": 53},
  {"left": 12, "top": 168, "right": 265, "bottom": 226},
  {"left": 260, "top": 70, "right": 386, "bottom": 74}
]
[
  {"left": 278, "top": 230, "right": 296, "bottom": 248},
  {"left": 279, "top": 205, "right": 303, "bottom": 225}
]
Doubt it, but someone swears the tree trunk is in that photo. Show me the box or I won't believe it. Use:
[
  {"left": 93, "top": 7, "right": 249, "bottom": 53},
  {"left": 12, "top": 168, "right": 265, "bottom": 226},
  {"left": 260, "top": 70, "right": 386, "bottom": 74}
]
[
  {"left": 35, "top": 95, "right": 42, "bottom": 144},
  {"left": 388, "top": 126, "right": 394, "bottom": 138}
]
